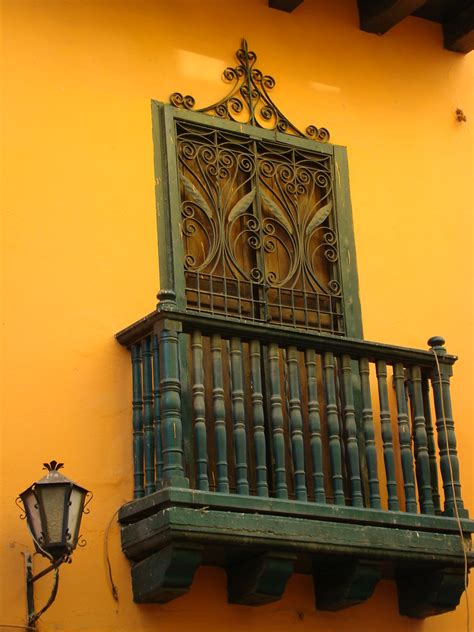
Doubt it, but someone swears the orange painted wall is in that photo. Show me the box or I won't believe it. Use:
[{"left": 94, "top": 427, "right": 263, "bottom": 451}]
[{"left": 1, "top": 0, "right": 473, "bottom": 630}]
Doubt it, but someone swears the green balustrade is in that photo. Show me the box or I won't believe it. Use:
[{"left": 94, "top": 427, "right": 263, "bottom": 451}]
[{"left": 120, "top": 312, "right": 469, "bottom": 525}]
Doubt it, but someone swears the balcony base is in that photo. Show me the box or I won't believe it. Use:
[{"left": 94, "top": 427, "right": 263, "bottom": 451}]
[{"left": 119, "top": 488, "right": 473, "bottom": 616}]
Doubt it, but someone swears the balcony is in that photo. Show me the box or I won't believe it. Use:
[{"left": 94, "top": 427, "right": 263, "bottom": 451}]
[{"left": 116, "top": 293, "right": 473, "bottom": 618}]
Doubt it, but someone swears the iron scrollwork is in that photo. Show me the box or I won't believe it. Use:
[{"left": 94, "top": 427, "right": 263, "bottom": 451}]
[
  {"left": 170, "top": 39, "right": 330, "bottom": 143},
  {"left": 177, "top": 120, "right": 344, "bottom": 334}
]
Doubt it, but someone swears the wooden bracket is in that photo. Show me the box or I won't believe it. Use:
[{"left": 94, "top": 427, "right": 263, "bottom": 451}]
[
  {"left": 268, "top": 0, "right": 304, "bottom": 12},
  {"left": 314, "top": 558, "right": 382, "bottom": 611},
  {"left": 131, "top": 544, "right": 202, "bottom": 603},
  {"left": 357, "top": 1, "right": 426, "bottom": 35},
  {"left": 227, "top": 553, "right": 296, "bottom": 605},
  {"left": 397, "top": 566, "right": 467, "bottom": 618}
]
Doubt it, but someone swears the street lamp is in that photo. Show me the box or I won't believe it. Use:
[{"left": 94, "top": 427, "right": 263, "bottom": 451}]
[{"left": 18, "top": 461, "right": 91, "bottom": 628}]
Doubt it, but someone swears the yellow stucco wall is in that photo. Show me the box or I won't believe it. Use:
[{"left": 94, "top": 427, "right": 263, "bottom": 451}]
[{"left": 1, "top": 0, "right": 473, "bottom": 630}]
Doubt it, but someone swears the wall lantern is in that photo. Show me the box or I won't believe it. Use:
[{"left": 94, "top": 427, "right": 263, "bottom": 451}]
[{"left": 17, "top": 461, "right": 91, "bottom": 628}]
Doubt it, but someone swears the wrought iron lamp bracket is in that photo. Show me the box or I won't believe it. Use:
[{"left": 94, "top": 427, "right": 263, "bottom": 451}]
[
  {"left": 170, "top": 39, "right": 330, "bottom": 142},
  {"left": 22, "top": 551, "right": 69, "bottom": 628}
]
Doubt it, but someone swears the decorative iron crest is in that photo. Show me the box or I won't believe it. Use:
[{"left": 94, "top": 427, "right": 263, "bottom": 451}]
[{"left": 170, "top": 39, "right": 330, "bottom": 143}]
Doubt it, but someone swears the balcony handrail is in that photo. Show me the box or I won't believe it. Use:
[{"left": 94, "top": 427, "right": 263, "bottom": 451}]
[{"left": 116, "top": 306, "right": 456, "bottom": 368}]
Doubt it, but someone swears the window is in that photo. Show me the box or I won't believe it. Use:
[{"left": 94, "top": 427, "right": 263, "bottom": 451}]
[{"left": 153, "top": 40, "right": 362, "bottom": 338}]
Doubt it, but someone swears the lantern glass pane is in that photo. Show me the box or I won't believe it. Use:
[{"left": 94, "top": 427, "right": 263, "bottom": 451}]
[
  {"left": 22, "top": 489, "right": 43, "bottom": 544},
  {"left": 37, "top": 484, "right": 70, "bottom": 545},
  {"left": 67, "top": 487, "right": 86, "bottom": 549}
]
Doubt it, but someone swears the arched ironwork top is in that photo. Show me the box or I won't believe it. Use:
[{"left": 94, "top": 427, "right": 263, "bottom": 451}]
[{"left": 170, "top": 39, "right": 330, "bottom": 143}]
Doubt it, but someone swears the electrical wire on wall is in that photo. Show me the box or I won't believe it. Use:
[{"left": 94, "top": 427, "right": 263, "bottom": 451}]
[{"left": 104, "top": 508, "right": 120, "bottom": 602}]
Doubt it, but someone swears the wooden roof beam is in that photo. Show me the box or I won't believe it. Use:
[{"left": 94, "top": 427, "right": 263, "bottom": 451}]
[
  {"left": 444, "top": 3, "right": 474, "bottom": 53},
  {"left": 358, "top": 0, "right": 427, "bottom": 35},
  {"left": 268, "top": 0, "right": 304, "bottom": 13}
]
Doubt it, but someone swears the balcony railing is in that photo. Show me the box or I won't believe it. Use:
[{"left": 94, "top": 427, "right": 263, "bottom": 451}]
[{"left": 116, "top": 297, "right": 473, "bottom": 617}]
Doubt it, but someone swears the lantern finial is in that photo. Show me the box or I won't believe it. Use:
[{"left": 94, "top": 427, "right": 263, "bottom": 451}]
[{"left": 42, "top": 460, "right": 64, "bottom": 472}]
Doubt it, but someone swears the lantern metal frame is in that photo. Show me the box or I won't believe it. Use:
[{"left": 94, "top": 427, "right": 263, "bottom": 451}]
[{"left": 17, "top": 461, "right": 91, "bottom": 628}]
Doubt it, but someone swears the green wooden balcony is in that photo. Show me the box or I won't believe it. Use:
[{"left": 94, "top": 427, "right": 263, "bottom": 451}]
[{"left": 116, "top": 295, "right": 473, "bottom": 618}]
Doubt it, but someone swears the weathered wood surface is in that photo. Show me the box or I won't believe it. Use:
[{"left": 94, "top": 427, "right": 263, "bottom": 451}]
[
  {"left": 121, "top": 504, "right": 471, "bottom": 566},
  {"left": 118, "top": 488, "right": 474, "bottom": 536}
]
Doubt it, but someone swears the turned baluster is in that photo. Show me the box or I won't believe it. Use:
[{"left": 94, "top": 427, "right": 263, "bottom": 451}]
[
  {"left": 322, "top": 352, "right": 345, "bottom": 505},
  {"left": 341, "top": 355, "right": 363, "bottom": 507},
  {"left": 268, "top": 343, "right": 288, "bottom": 499},
  {"left": 393, "top": 363, "right": 417, "bottom": 512},
  {"left": 131, "top": 343, "right": 144, "bottom": 499},
  {"left": 250, "top": 340, "right": 269, "bottom": 497},
  {"left": 305, "top": 349, "right": 325, "bottom": 503},
  {"left": 211, "top": 334, "right": 229, "bottom": 493},
  {"left": 142, "top": 337, "right": 155, "bottom": 495},
  {"left": 230, "top": 337, "right": 249, "bottom": 495},
  {"left": 287, "top": 346, "right": 307, "bottom": 501},
  {"left": 157, "top": 314, "right": 188, "bottom": 489},
  {"left": 358, "top": 358, "right": 381, "bottom": 509},
  {"left": 192, "top": 331, "right": 209, "bottom": 491},
  {"left": 428, "top": 337, "right": 467, "bottom": 518},
  {"left": 375, "top": 360, "right": 399, "bottom": 510},
  {"left": 152, "top": 334, "right": 163, "bottom": 488},
  {"left": 422, "top": 376, "right": 441, "bottom": 513},
  {"left": 409, "top": 366, "right": 434, "bottom": 514}
]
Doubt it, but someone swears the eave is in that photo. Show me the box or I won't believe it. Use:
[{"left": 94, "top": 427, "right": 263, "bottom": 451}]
[{"left": 268, "top": 0, "right": 474, "bottom": 53}]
